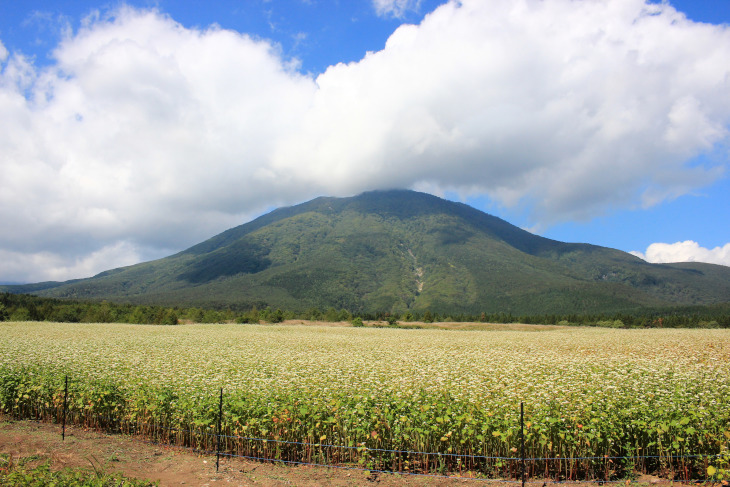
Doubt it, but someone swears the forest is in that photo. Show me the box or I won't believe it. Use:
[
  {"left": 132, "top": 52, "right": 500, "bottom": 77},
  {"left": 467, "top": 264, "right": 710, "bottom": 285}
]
[{"left": 1, "top": 292, "right": 728, "bottom": 328}]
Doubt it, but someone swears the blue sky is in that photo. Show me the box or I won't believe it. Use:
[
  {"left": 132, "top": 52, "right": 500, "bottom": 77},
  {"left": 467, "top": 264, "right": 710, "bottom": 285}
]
[
  {"left": 0, "top": 0, "right": 729, "bottom": 283},
  {"left": 1, "top": 0, "right": 444, "bottom": 74}
]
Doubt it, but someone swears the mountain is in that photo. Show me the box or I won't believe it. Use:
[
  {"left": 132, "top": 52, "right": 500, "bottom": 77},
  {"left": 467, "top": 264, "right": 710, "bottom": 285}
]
[{"left": 5, "top": 189, "right": 730, "bottom": 315}]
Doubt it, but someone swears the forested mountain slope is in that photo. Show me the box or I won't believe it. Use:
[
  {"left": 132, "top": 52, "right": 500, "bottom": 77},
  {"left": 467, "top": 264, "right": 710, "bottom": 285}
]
[{"left": 6, "top": 190, "right": 730, "bottom": 315}]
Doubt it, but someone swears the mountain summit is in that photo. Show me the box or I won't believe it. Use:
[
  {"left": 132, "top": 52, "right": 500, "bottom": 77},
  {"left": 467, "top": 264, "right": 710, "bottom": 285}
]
[{"left": 10, "top": 190, "right": 730, "bottom": 314}]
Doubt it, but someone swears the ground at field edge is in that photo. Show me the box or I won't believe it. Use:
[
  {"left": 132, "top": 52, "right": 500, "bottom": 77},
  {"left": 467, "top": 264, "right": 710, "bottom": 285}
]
[{"left": 0, "top": 419, "right": 711, "bottom": 487}]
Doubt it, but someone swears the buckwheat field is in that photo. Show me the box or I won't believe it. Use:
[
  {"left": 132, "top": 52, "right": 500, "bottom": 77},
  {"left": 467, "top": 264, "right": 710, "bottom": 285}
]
[{"left": 1, "top": 322, "right": 728, "bottom": 479}]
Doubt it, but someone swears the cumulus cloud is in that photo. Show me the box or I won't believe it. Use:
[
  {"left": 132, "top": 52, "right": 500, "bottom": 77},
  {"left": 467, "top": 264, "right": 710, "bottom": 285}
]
[
  {"left": 1, "top": 0, "right": 730, "bottom": 281},
  {"left": 0, "top": 7, "right": 317, "bottom": 280},
  {"left": 630, "top": 241, "right": 730, "bottom": 267}
]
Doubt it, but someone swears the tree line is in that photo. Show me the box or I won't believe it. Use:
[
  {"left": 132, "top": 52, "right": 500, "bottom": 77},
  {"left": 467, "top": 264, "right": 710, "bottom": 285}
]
[{"left": 0, "top": 292, "right": 728, "bottom": 328}]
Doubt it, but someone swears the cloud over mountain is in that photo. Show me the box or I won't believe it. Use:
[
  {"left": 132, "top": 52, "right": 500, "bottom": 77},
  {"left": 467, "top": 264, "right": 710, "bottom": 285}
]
[
  {"left": 631, "top": 241, "right": 730, "bottom": 267},
  {"left": 1, "top": 0, "right": 729, "bottom": 281}
]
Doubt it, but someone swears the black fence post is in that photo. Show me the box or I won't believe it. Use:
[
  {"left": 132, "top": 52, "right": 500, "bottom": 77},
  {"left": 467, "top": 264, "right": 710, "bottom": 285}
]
[
  {"left": 216, "top": 387, "right": 223, "bottom": 472},
  {"left": 62, "top": 375, "right": 68, "bottom": 441},
  {"left": 520, "top": 401, "right": 525, "bottom": 487}
]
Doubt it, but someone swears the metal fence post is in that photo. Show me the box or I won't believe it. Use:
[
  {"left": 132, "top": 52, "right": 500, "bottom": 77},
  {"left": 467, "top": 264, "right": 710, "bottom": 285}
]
[
  {"left": 216, "top": 387, "right": 223, "bottom": 472},
  {"left": 62, "top": 375, "right": 68, "bottom": 441},
  {"left": 520, "top": 401, "right": 526, "bottom": 487}
]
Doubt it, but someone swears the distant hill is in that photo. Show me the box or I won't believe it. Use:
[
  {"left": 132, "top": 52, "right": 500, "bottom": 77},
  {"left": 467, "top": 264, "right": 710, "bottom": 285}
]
[{"left": 4, "top": 189, "right": 730, "bottom": 315}]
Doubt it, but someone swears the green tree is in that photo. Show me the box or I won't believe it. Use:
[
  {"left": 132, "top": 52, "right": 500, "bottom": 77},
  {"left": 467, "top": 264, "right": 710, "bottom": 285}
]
[
  {"left": 268, "top": 309, "right": 284, "bottom": 323},
  {"left": 305, "top": 307, "right": 322, "bottom": 320},
  {"left": 162, "top": 310, "right": 178, "bottom": 325},
  {"left": 128, "top": 306, "right": 154, "bottom": 324},
  {"left": 10, "top": 307, "right": 31, "bottom": 321},
  {"left": 236, "top": 307, "right": 260, "bottom": 324},
  {"left": 259, "top": 307, "right": 272, "bottom": 322},
  {"left": 188, "top": 308, "right": 205, "bottom": 323},
  {"left": 201, "top": 310, "right": 224, "bottom": 323},
  {"left": 324, "top": 307, "right": 339, "bottom": 322},
  {"left": 51, "top": 305, "right": 82, "bottom": 323}
]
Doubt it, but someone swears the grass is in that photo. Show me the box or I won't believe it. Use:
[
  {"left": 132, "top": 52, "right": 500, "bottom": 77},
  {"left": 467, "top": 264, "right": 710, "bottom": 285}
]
[{"left": 0, "top": 453, "right": 156, "bottom": 486}]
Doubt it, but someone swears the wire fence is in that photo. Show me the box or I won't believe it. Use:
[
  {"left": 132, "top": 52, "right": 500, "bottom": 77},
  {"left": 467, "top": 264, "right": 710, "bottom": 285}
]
[{"left": 2, "top": 375, "right": 728, "bottom": 485}]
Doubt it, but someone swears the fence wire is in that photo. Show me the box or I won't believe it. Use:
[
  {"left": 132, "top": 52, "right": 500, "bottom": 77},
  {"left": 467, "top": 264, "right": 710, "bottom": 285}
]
[{"left": 2, "top": 377, "right": 727, "bottom": 485}]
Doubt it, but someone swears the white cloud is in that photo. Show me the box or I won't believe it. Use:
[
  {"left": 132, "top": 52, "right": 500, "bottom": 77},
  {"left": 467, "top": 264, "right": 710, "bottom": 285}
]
[
  {"left": 630, "top": 241, "right": 730, "bottom": 267},
  {"left": 373, "top": 0, "right": 421, "bottom": 18},
  {"left": 0, "top": 241, "right": 143, "bottom": 283},
  {"left": 1, "top": 1, "right": 730, "bottom": 282},
  {"left": 275, "top": 0, "right": 730, "bottom": 221},
  {"left": 0, "top": 7, "right": 316, "bottom": 280}
]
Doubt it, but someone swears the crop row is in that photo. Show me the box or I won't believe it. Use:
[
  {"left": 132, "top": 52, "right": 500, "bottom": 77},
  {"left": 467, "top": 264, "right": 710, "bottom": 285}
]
[{"left": 1, "top": 322, "right": 729, "bottom": 480}]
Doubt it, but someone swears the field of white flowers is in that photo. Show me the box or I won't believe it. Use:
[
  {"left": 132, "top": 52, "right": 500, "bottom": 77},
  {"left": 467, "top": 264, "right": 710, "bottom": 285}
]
[{"left": 1, "top": 322, "right": 728, "bottom": 480}]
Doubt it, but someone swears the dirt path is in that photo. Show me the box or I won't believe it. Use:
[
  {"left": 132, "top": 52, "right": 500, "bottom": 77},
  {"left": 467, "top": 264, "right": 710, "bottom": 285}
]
[{"left": 1, "top": 418, "right": 699, "bottom": 487}]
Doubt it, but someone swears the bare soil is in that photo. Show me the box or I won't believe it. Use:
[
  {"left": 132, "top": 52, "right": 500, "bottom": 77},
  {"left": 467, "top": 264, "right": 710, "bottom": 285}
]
[
  {"left": 268, "top": 320, "right": 570, "bottom": 332},
  {"left": 1, "top": 418, "right": 697, "bottom": 487},
  {"left": 0, "top": 418, "right": 503, "bottom": 486}
]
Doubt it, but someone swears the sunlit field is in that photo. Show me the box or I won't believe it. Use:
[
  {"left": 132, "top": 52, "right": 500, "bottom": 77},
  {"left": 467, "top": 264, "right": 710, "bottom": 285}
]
[{"left": 1, "top": 322, "right": 729, "bottom": 480}]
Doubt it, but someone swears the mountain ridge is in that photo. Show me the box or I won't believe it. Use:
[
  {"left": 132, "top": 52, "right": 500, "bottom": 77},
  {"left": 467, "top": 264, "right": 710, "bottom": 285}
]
[{"left": 4, "top": 189, "right": 729, "bottom": 315}]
